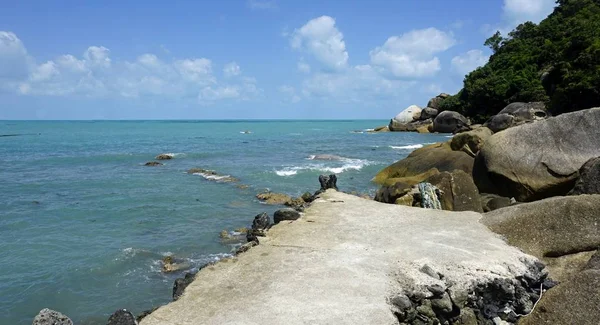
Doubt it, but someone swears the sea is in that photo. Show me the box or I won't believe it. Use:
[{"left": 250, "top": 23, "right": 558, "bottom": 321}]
[{"left": 0, "top": 120, "right": 450, "bottom": 324}]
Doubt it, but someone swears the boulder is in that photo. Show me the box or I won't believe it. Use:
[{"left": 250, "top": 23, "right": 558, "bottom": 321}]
[
  {"left": 392, "top": 105, "right": 422, "bottom": 124},
  {"left": 375, "top": 169, "right": 440, "bottom": 204},
  {"left": 415, "top": 124, "right": 430, "bottom": 133},
  {"left": 33, "top": 308, "right": 73, "bottom": 325},
  {"left": 426, "top": 93, "right": 449, "bottom": 110},
  {"left": 173, "top": 272, "right": 196, "bottom": 301},
  {"left": 479, "top": 193, "right": 512, "bottom": 212},
  {"left": 247, "top": 212, "right": 270, "bottom": 240},
  {"left": 426, "top": 170, "right": 483, "bottom": 212},
  {"left": 107, "top": 309, "right": 137, "bottom": 325},
  {"left": 473, "top": 108, "right": 600, "bottom": 201},
  {"left": 155, "top": 154, "right": 173, "bottom": 160},
  {"left": 273, "top": 208, "right": 301, "bottom": 224},
  {"left": 568, "top": 157, "right": 600, "bottom": 195},
  {"left": 373, "top": 125, "right": 390, "bottom": 132},
  {"left": 432, "top": 111, "right": 469, "bottom": 133},
  {"left": 389, "top": 118, "right": 432, "bottom": 132},
  {"left": 144, "top": 161, "right": 163, "bottom": 166},
  {"left": 161, "top": 255, "right": 189, "bottom": 273},
  {"left": 318, "top": 174, "right": 338, "bottom": 191},
  {"left": 450, "top": 127, "right": 492, "bottom": 156},
  {"left": 373, "top": 142, "right": 474, "bottom": 184},
  {"left": 256, "top": 192, "right": 292, "bottom": 205},
  {"left": 483, "top": 195, "right": 600, "bottom": 258},
  {"left": 420, "top": 107, "right": 439, "bottom": 120},
  {"left": 486, "top": 102, "right": 548, "bottom": 133}
]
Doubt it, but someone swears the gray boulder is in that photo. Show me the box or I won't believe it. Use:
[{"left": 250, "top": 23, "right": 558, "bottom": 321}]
[
  {"left": 392, "top": 105, "right": 422, "bottom": 124},
  {"left": 273, "top": 208, "right": 301, "bottom": 224},
  {"left": 420, "top": 107, "right": 439, "bottom": 120},
  {"left": 318, "top": 174, "right": 338, "bottom": 191},
  {"left": 569, "top": 157, "right": 600, "bottom": 195},
  {"left": 107, "top": 309, "right": 137, "bottom": 325},
  {"left": 173, "top": 272, "right": 196, "bottom": 301},
  {"left": 247, "top": 212, "right": 270, "bottom": 241},
  {"left": 432, "top": 111, "right": 469, "bottom": 133},
  {"left": 426, "top": 93, "right": 449, "bottom": 110},
  {"left": 32, "top": 309, "right": 73, "bottom": 325},
  {"left": 473, "top": 108, "right": 600, "bottom": 202},
  {"left": 487, "top": 102, "right": 548, "bottom": 133}
]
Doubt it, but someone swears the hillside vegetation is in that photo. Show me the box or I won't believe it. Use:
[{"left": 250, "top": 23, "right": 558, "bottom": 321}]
[{"left": 441, "top": 0, "right": 600, "bottom": 122}]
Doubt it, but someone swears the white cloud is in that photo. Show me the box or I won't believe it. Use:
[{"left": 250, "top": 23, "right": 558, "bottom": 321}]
[
  {"left": 223, "top": 61, "right": 241, "bottom": 77},
  {"left": 278, "top": 85, "right": 301, "bottom": 103},
  {"left": 451, "top": 49, "right": 489, "bottom": 75},
  {"left": 369, "top": 28, "right": 455, "bottom": 78},
  {"left": 247, "top": 0, "right": 277, "bottom": 10},
  {"left": 0, "top": 31, "right": 260, "bottom": 103},
  {"left": 291, "top": 16, "right": 348, "bottom": 71},
  {"left": 297, "top": 61, "right": 310, "bottom": 73},
  {"left": 484, "top": 0, "right": 555, "bottom": 36}
]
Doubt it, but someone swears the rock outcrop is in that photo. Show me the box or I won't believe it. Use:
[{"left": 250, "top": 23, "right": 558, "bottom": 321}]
[
  {"left": 144, "top": 161, "right": 163, "bottom": 166},
  {"left": 473, "top": 108, "right": 600, "bottom": 201},
  {"left": 173, "top": 272, "right": 196, "bottom": 301},
  {"left": 318, "top": 174, "right": 338, "bottom": 192},
  {"left": 33, "top": 308, "right": 73, "bottom": 325},
  {"left": 480, "top": 193, "right": 512, "bottom": 212},
  {"left": 247, "top": 212, "right": 271, "bottom": 241},
  {"left": 256, "top": 192, "right": 292, "bottom": 205},
  {"left": 107, "top": 309, "right": 137, "bottom": 325},
  {"left": 155, "top": 154, "right": 174, "bottom": 160},
  {"left": 486, "top": 102, "right": 548, "bottom": 133},
  {"left": 432, "top": 111, "right": 470, "bottom": 133},
  {"left": 419, "top": 107, "right": 439, "bottom": 120},
  {"left": 373, "top": 142, "right": 474, "bottom": 185},
  {"left": 568, "top": 156, "right": 600, "bottom": 195},
  {"left": 426, "top": 93, "right": 449, "bottom": 110},
  {"left": 426, "top": 170, "right": 483, "bottom": 212},
  {"left": 392, "top": 105, "right": 422, "bottom": 124},
  {"left": 450, "top": 126, "right": 492, "bottom": 157}
]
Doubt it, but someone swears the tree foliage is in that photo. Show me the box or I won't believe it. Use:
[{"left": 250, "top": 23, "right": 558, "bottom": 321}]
[{"left": 443, "top": 0, "right": 600, "bottom": 122}]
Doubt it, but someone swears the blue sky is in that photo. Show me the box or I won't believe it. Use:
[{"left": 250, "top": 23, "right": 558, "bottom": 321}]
[{"left": 0, "top": 0, "right": 556, "bottom": 119}]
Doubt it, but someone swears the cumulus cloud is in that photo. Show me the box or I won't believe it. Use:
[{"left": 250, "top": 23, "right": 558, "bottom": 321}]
[
  {"left": 297, "top": 61, "right": 310, "bottom": 73},
  {"left": 451, "top": 49, "right": 489, "bottom": 75},
  {"left": 484, "top": 0, "right": 556, "bottom": 36},
  {"left": 291, "top": 16, "right": 348, "bottom": 71},
  {"left": 278, "top": 85, "right": 301, "bottom": 103},
  {"left": 223, "top": 61, "right": 241, "bottom": 77},
  {"left": 0, "top": 31, "right": 260, "bottom": 103},
  {"left": 369, "top": 28, "right": 456, "bottom": 78}
]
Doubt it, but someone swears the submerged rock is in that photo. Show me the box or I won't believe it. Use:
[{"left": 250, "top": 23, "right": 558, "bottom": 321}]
[
  {"left": 310, "top": 154, "right": 345, "bottom": 161},
  {"left": 144, "top": 161, "right": 163, "bottom": 166},
  {"left": 107, "top": 309, "right": 137, "bottom": 325},
  {"left": 155, "top": 154, "right": 173, "bottom": 160},
  {"left": 256, "top": 192, "right": 292, "bottom": 205},
  {"left": 187, "top": 168, "right": 239, "bottom": 183},
  {"left": 161, "top": 255, "right": 189, "bottom": 273},
  {"left": 32, "top": 308, "right": 73, "bottom": 325}
]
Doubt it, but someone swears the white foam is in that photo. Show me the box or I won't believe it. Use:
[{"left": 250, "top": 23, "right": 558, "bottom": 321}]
[
  {"left": 275, "top": 169, "right": 298, "bottom": 176},
  {"left": 192, "top": 171, "right": 235, "bottom": 182},
  {"left": 275, "top": 158, "right": 372, "bottom": 176},
  {"left": 390, "top": 144, "right": 423, "bottom": 150}
]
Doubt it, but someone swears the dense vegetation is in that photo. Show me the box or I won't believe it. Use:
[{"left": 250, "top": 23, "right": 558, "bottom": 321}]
[{"left": 441, "top": 0, "right": 600, "bottom": 123}]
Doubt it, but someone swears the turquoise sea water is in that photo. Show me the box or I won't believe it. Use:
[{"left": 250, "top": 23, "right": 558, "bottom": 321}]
[{"left": 0, "top": 120, "right": 449, "bottom": 324}]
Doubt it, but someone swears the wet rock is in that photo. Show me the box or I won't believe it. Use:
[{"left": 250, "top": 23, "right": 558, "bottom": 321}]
[
  {"left": 173, "top": 272, "right": 196, "bottom": 301},
  {"left": 256, "top": 192, "right": 292, "bottom": 205},
  {"left": 144, "top": 161, "right": 163, "bottom": 166},
  {"left": 311, "top": 154, "right": 345, "bottom": 161},
  {"left": 373, "top": 125, "right": 390, "bottom": 132},
  {"left": 284, "top": 197, "right": 305, "bottom": 211},
  {"left": 136, "top": 307, "right": 158, "bottom": 323},
  {"left": 273, "top": 208, "right": 301, "bottom": 224},
  {"left": 155, "top": 154, "right": 173, "bottom": 160},
  {"left": 235, "top": 240, "right": 258, "bottom": 254},
  {"left": 318, "top": 174, "right": 338, "bottom": 191},
  {"left": 107, "top": 309, "right": 137, "bottom": 325},
  {"left": 568, "top": 156, "right": 600, "bottom": 195},
  {"left": 32, "top": 308, "right": 73, "bottom": 325},
  {"left": 247, "top": 212, "right": 270, "bottom": 241},
  {"left": 301, "top": 192, "right": 314, "bottom": 203},
  {"left": 161, "top": 255, "right": 189, "bottom": 273},
  {"left": 432, "top": 111, "right": 469, "bottom": 133}
]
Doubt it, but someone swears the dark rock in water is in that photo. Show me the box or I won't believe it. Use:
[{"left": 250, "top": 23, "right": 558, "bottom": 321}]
[
  {"left": 173, "top": 272, "right": 196, "bottom": 301},
  {"left": 486, "top": 102, "right": 548, "bottom": 133},
  {"left": 568, "top": 157, "right": 600, "bottom": 195},
  {"left": 33, "top": 308, "right": 73, "bottom": 325},
  {"left": 235, "top": 240, "right": 258, "bottom": 254},
  {"left": 284, "top": 197, "right": 305, "bottom": 211},
  {"left": 107, "top": 309, "right": 137, "bottom": 325},
  {"left": 144, "top": 161, "right": 163, "bottom": 166},
  {"left": 432, "top": 111, "right": 469, "bottom": 133},
  {"left": 273, "top": 208, "right": 301, "bottom": 224},
  {"left": 318, "top": 174, "right": 338, "bottom": 191},
  {"left": 426, "top": 170, "right": 483, "bottom": 212},
  {"left": 155, "top": 153, "right": 173, "bottom": 160},
  {"left": 301, "top": 192, "right": 314, "bottom": 203},
  {"left": 255, "top": 192, "right": 292, "bottom": 205},
  {"left": 136, "top": 307, "right": 159, "bottom": 323},
  {"left": 247, "top": 212, "right": 270, "bottom": 242},
  {"left": 420, "top": 107, "right": 439, "bottom": 120},
  {"left": 480, "top": 193, "right": 512, "bottom": 212},
  {"left": 474, "top": 108, "right": 600, "bottom": 201}
]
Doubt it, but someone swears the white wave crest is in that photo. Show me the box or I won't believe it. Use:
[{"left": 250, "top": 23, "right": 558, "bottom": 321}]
[
  {"left": 275, "top": 169, "right": 298, "bottom": 176},
  {"left": 390, "top": 144, "right": 423, "bottom": 150},
  {"left": 275, "top": 158, "right": 372, "bottom": 176}
]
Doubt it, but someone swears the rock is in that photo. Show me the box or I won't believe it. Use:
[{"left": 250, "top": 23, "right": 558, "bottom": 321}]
[
  {"left": 373, "top": 125, "right": 390, "bottom": 132},
  {"left": 247, "top": 212, "right": 270, "bottom": 241},
  {"left": 415, "top": 124, "right": 430, "bottom": 133},
  {"left": 318, "top": 174, "right": 338, "bottom": 191},
  {"left": 486, "top": 102, "right": 548, "bottom": 133},
  {"left": 155, "top": 154, "right": 173, "bottom": 160},
  {"left": 173, "top": 272, "right": 196, "bottom": 300},
  {"left": 432, "top": 111, "right": 469, "bottom": 133},
  {"left": 311, "top": 154, "right": 345, "bottom": 161},
  {"left": 375, "top": 169, "right": 440, "bottom": 204},
  {"left": 161, "top": 255, "right": 189, "bottom": 273},
  {"left": 188, "top": 168, "right": 238, "bottom": 183},
  {"left": 373, "top": 142, "right": 474, "bottom": 185},
  {"left": 430, "top": 292, "right": 453, "bottom": 313},
  {"left": 425, "top": 170, "right": 482, "bottom": 212},
  {"left": 256, "top": 192, "right": 292, "bottom": 205},
  {"left": 394, "top": 193, "right": 415, "bottom": 206},
  {"left": 450, "top": 127, "right": 492, "bottom": 156},
  {"left": 32, "top": 308, "right": 73, "bottom": 325},
  {"left": 483, "top": 195, "right": 600, "bottom": 259},
  {"left": 389, "top": 119, "right": 432, "bottom": 132},
  {"left": 107, "top": 309, "right": 137, "bottom": 325},
  {"left": 568, "top": 157, "right": 600, "bottom": 195},
  {"left": 392, "top": 105, "right": 422, "bottom": 124},
  {"left": 420, "top": 107, "right": 439, "bottom": 120},
  {"left": 585, "top": 250, "right": 600, "bottom": 270},
  {"left": 235, "top": 240, "right": 258, "bottom": 254},
  {"left": 136, "top": 307, "right": 159, "bottom": 323},
  {"left": 273, "top": 208, "right": 301, "bottom": 224},
  {"left": 473, "top": 108, "right": 600, "bottom": 201},
  {"left": 427, "top": 93, "right": 449, "bottom": 110},
  {"left": 301, "top": 192, "right": 314, "bottom": 203},
  {"left": 480, "top": 193, "right": 512, "bottom": 212},
  {"left": 144, "top": 161, "right": 163, "bottom": 166},
  {"left": 284, "top": 197, "right": 305, "bottom": 211}
]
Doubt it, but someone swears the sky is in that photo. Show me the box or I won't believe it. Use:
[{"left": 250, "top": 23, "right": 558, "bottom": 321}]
[{"left": 0, "top": 0, "right": 557, "bottom": 119}]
